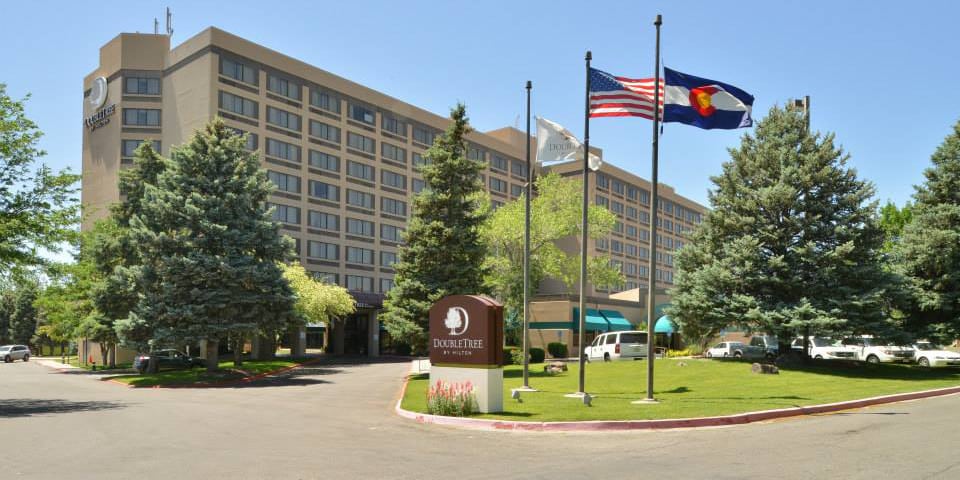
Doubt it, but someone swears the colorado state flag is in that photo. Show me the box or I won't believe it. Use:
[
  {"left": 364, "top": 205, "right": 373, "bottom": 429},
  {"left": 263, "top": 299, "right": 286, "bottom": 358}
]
[{"left": 663, "top": 67, "right": 754, "bottom": 130}]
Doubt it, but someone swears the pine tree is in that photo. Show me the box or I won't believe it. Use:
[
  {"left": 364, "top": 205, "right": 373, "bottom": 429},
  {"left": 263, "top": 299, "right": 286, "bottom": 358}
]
[
  {"left": 668, "top": 106, "right": 896, "bottom": 352},
  {"left": 381, "top": 104, "right": 489, "bottom": 350},
  {"left": 894, "top": 120, "right": 960, "bottom": 342},
  {"left": 130, "top": 119, "right": 296, "bottom": 370}
]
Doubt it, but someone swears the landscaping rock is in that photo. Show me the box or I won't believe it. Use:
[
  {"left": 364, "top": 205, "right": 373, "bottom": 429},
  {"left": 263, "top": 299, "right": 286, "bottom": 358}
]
[
  {"left": 543, "top": 361, "right": 568, "bottom": 374},
  {"left": 752, "top": 362, "right": 780, "bottom": 374}
]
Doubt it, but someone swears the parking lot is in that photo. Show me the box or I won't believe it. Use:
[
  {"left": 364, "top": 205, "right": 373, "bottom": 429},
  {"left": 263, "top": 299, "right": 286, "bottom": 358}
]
[{"left": 2, "top": 358, "right": 960, "bottom": 479}]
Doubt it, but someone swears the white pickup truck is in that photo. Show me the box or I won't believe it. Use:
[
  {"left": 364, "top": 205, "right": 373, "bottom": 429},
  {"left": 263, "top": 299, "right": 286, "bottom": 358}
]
[{"left": 841, "top": 336, "right": 914, "bottom": 364}]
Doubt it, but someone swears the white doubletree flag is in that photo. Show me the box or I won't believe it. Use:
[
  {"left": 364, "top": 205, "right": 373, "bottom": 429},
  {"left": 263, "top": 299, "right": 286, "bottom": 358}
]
[{"left": 535, "top": 116, "right": 602, "bottom": 171}]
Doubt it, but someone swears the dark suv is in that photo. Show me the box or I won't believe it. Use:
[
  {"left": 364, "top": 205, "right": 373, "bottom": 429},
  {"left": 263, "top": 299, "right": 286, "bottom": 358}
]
[{"left": 133, "top": 349, "right": 204, "bottom": 373}]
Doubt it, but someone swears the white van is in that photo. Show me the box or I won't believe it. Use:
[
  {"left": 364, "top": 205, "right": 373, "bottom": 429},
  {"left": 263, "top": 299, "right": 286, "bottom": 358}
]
[{"left": 584, "top": 331, "right": 648, "bottom": 362}]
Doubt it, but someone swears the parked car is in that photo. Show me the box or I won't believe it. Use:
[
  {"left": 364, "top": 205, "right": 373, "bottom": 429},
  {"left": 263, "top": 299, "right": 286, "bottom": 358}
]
[
  {"left": 583, "top": 331, "right": 648, "bottom": 362},
  {"left": 791, "top": 337, "right": 857, "bottom": 360},
  {"left": 743, "top": 335, "right": 779, "bottom": 359},
  {"left": 0, "top": 345, "right": 31, "bottom": 363},
  {"left": 133, "top": 349, "right": 204, "bottom": 373},
  {"left": 841, "top": 336, "right": 914, "bottom": 364},
  {"left": 705, "top": 342, "right": 746, "bottom": 358},
  {"left": 912, "top": 342, "right": 960, "bottom": 367}
]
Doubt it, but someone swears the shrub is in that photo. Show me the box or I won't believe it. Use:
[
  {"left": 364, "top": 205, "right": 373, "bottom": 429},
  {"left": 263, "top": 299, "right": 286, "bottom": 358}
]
[
  {"left": 547, "top": 342, "right": 569, "bottom": 359},
  {"left": 504, "top": 346, "right": 520, "bottom": 365},
  {"left": 426, "top": 380, "right": 476, "bottom": 416},
  {"left": 667, "top": 348, "right": 694, "bottom": 358},
  {"left": 529, "top": 347, "right": 545, "bottom": 363}
]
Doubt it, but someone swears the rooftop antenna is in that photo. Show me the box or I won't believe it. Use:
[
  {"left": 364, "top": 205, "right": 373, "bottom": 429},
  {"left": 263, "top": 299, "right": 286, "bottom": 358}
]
[
  {"left": 154, "top": 17, "right": 159, "bottom": 34},
  {"left": 165, "top": 7, "right": 174, "bottom": 37}
]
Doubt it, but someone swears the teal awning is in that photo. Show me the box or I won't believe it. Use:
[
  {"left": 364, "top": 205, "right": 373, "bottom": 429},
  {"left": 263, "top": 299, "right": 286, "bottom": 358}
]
[
  {"left": 572, "top": 308, "right": 610, "bottom": 332},
  {"left": 599, "top": 310, "right": 633, "bottom": 331},
  {"left": 655, "top": 315, "right": 677, "bottom": 334}
]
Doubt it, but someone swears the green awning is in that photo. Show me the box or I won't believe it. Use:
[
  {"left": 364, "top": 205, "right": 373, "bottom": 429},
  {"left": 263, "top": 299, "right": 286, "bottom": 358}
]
[
  {"left": 572, "top": 308, "right": 610, "bottom": 333},
  {"left": 599, "top": 310, "right": 633, "bottom": 331},
  {"left": 655, "top": 315, "right": 677, "bottom": 334}
]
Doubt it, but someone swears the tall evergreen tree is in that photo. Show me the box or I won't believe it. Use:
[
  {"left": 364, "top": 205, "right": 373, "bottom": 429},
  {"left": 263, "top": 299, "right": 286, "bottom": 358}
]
[
  {"left": 894, "top": 120, "right": 960, "bottom": 342},
  {"left": 668, "top": 106, "right": 896, "bottom": 352},
  {"left": 130, "top": 119, "right": 296, "bottom": 370},
  {"left": 381, "top": 104, "right": 489, "bottom": 350},
  {"left": 0, "top": 289, "right": 13, "bottom": 343}
]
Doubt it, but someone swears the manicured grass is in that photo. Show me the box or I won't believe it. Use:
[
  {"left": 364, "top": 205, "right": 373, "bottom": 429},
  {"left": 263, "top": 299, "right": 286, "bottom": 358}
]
[
  {"left": 105, "top": 359, "right": 307, "bottom": 387},
  {"left": 66, "top": 357, "right": 133, "bottom": 372},
  {"left": 402, "top": 359, "right": 960, "bottom": 421}
]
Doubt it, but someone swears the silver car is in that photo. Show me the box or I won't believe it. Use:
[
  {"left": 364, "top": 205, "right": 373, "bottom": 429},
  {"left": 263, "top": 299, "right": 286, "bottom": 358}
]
[{"left": 0, "top": 345, "right": 31, "bottom": 363}]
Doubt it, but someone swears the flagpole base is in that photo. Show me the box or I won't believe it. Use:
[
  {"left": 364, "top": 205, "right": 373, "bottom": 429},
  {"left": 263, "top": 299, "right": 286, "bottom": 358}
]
[
  {"left": 565, "top": 392, "right": 591, "bottom": 398},
  {"left": 516, "top": 386, "right": 538, "bottom": 392},
  {"left": 631, "top": 398, "right": 659, "bottom": 405}
]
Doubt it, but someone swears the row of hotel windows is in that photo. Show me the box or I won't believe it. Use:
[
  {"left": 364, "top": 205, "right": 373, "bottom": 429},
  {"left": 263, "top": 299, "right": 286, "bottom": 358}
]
[
  {"left": 309, "top": 273, "right": 392, "bottom": 294},
  {"left": 597, "top": 195, "right": 696, "bottom": 235},
  {"left": 597, "top": 236, "right": 682, "bottom": 255},
  {"left": 267, "top": 203, "right": 405, "bottom": 242},
  {"left": 217, "top": 55, "right": 530, "bottom": 175},
  {"left": 596, "top": 173, "right": 702, "bottom": 224},
  {"left": 303, "top": 241, "right": 398, "bottom": 268}
]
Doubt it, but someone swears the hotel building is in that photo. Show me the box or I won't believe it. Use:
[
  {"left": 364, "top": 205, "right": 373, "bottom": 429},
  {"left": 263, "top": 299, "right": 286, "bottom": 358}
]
[{"left": 81, "top": 27, "right": 705, "bottom": 357}]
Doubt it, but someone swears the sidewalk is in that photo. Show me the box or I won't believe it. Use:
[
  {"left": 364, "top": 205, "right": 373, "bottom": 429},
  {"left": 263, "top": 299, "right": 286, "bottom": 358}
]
[{"left": 33, "top": 357, "right": 80, "bottom": 371}]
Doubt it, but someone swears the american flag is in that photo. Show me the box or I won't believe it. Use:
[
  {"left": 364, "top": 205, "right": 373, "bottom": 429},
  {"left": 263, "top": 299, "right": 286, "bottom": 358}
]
[{"left": 589, "top": 68, "right": 663, "bottom": 119}]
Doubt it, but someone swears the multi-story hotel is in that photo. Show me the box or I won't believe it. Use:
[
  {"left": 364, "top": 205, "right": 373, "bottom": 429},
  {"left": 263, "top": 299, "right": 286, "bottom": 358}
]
[{"left": 81, "top": 27, "right": 705, "bottom": 357}]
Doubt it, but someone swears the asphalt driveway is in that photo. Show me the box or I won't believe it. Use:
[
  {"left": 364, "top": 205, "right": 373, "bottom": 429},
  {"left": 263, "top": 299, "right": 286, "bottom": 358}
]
[{"left": 2, "top": 358, "right": 959, "bottom": 479}]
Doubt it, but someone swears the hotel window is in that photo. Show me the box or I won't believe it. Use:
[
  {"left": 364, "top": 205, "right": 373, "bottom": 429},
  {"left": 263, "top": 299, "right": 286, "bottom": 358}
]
[
  {"left": 307, "top": 241, "right": 338, "bottom": 260},
  {"left": 381, "top": 197, "right": 407, "bottom": 216},
  {"left": 346, "top": 218, "right": 374, "bottom": 237},
  {"left": 627, "top": 186, "right": 639, "bottom": 201},
  {"left": 626, "top": 206, "right": 638, "bottom": 219},
  {"left": 380, "top": 251, "right": 398, "bottom": 267},
  {"left": 265, "top": 138, "right": 301, "bottom": 163},
  {"left": 122, "top": 108, "right": 160, "bottom": 127},
  {"left": 313, "top": 272, "right": 338, "bottom": 284},
  {"left": 310, "top": 88, "right": 340, "bottom": 113},
  {"left": 219, "top": 91, "right": 258, "bottom": 118},
  {"left": 309, "top": 120, "right": 340, "bottom": 143},
  {"left": 639, "top": 211, "right": 650, "bottom": 224},
  {"left": 639, "top": 265, "right": 649, "bottom": 277},
  {"left": 346, "top": 275, "right": 373, "bottom": 292},
  {"left": 308, "top": 180, "right": 339, "bottom": 201},
  {"left": 413, "top": 152, "right": 431, "bottom": 168},
  {"left": 381, "top": 143, "right": 407, "bottom": 164},
  {"left": 596, "top": 238, "right": 608, "bottom": 250},
  {"left": 121, "top": 139, "right": 161, "bottom": 158},
  {"left": 309, "top": 150, "right": 340, "bottom": 172},
  {"left": 596, "top": 173, "right": 609, "bottom": 189},
  {"left": 381, "top": 170, "right": 406, "bottom": 190},
  {"left": 380, "top": 278, "right": 395, "bottom": 293},
  {"left": 639, "top": 229, "right": 650, "bottom": 242},
  {"left": 490, "top": 154, "right": 508, "bottom": 172},
  {"left": 267, "top": 106, "right": 301, "bottom": 131},
  {"left": 220, "top": 57, "right": 258, "bottom": 85},
  {"left": 413, "top": 126, "right": 434, "bottom": 145},
  {"left": 468, "top": 146, "right": 485, "bottom": 161},
  {"left": 489, "top": 177, "right": 507, "bottom": 194},
  {"left": 626, "top": 225, "right": 638, "bottom": 238},
  {"left": 269, "top": 203, "right": 300, "bottom": 224},
  {"left": 613, "top": 221, "right": 624, "bottom": 234},
  {"left": 346, "top": 189, "right": 374, "bottom": 209},
  {"left": 382, "top": 115, "right": 406, "bottom": 136},
  {"left": 412, "top": 178, "right": 426, "bottom": 193},
  {"left": 308, "top": 211, "right": 339, "bottom": 231},
  {"left": 347, "top": 132, "right": 375, "bottom": 154},
  {"left": 349, "top": 104, "right": 376, "bottom": 125},
  {"left": 664, "top": 219, "right": 673, "bottom": 231},
  {"left": 663, "top": 200, "right": 675, "bottom": 215},
  {"left": 511, "top": 184, "right": 523, "bottom": 197},
  {"left": 595, "top": 195, "right": 608, "bottom": 208},
  {"left": 611, "top": 201, "right": 624, "bottom": 215},
  {"left": 675, "top": 223, "right": 683, "bottom": 234},
  {"left": 612, "top": 180, "right": 625, "bottom": 195},
  {"left": 639, "top": 247, "right": 650, "bottom": 259},
  {"left": 624, "top": 262, "right": 638, "bottom": 276},
  {"left": 268, "top": 170, "right": 301, "bottom": 194},
  {"left": 381, "top": 224, "right": 403, "bottom": 242},
  {"left": 346, "top": 160, "right": 375, "bottom": 181},
  {"left": 511, "top": 159, "right": 528, "bottom": 177},
  {"left": 625, "top": 244, "right": 638, "bottom": 257},
  {"left": 611, "top": 240, "right": 623, "bottom": 254},
  {"left": 346, "top": 246, "right": 374, "bottom": 265},
  {"left": 639, "top": 189, "right": 650, "bottom": 205},
  {"left": 124, "top": 77, "right": 160, "bottom": 95},
  {"left": 267, "top": 74, "right": 301, "bottom": 101}
]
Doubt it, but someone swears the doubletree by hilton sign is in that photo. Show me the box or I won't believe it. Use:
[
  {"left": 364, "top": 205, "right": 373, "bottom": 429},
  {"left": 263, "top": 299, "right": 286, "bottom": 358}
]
[
  {"left": 429, "top": 295, "right": 504, "bottom": 366},
  {"left": 83, "top": 76, "right": 116, "bottom": 132}
]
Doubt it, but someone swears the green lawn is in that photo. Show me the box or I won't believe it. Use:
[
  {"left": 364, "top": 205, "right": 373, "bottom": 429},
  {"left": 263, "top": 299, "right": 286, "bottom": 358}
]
[
  {"left": 402, "top": 359, "right": 960, "bottom": 421},
  {"left": 105, "top": 359, "right": 306, "bottom": 387}
]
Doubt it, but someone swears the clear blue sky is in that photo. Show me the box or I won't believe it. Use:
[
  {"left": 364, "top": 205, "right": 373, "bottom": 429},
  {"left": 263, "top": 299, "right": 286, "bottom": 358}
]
[{"left": 2, "top": 0, "right": 957, "bottom": 208}]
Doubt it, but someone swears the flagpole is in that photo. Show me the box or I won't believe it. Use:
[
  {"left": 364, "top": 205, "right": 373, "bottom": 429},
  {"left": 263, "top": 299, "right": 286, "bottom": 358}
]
[
  {"left": 576, "top": 51, "right": 592, "bottom": 396},
  {"left": 520, "top": 80, "right": 535, "bottom": 391},
  {"left": 637, "top": 13, "right": 662, "bottom": 404}
]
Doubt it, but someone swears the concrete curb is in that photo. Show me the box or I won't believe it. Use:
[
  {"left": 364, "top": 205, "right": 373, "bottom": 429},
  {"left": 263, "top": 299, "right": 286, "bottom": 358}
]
[{"left": 394, "top": 376, "right": 960, "bottom": 432}]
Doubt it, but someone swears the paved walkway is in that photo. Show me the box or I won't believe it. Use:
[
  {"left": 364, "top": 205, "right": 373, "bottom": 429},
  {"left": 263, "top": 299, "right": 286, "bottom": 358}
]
[{"left": 2, "top": 357, "right": 959, "bottom": 479}]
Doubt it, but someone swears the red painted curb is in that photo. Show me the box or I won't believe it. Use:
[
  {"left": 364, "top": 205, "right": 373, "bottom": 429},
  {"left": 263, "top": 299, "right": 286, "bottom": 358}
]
[{"left": 394, "top": 375, "right": 960, "bottom": 432}]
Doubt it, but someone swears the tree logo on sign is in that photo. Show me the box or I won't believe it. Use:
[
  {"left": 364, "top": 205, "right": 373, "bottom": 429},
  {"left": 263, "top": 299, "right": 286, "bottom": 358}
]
[{"left": 444, "top": 307, "right": 470, "bottom": 336}]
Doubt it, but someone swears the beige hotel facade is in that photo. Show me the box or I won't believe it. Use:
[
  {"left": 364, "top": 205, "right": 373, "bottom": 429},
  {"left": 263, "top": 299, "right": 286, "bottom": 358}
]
[{"left": 81, "top": 27, "right": 706, "bottom": 357}]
